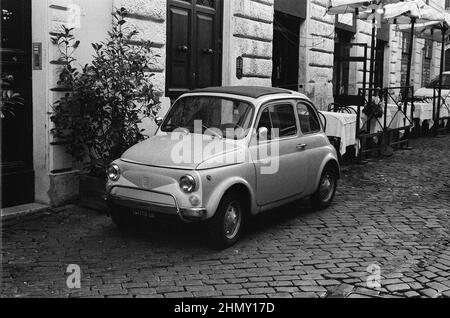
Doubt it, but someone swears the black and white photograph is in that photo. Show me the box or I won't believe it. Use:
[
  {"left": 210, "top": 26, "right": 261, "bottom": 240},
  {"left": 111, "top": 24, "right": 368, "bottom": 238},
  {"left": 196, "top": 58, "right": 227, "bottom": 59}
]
[{"left": 1, "top": 0, "right": 450, "bottom": 305}]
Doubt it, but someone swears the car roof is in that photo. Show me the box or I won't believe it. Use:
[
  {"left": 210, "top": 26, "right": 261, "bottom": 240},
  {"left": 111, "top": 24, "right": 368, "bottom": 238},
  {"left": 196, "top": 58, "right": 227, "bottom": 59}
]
[{"left": 190, "top": 86, "right": 295, "bottom": 99}]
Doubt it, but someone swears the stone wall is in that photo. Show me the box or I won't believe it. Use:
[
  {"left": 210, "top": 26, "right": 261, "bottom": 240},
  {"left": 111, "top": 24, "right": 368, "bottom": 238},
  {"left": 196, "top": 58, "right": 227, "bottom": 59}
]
[
  {"left": 225, "top": 0, "right": 274, "bottom": 87},
  {"left": 299, "top": 0, "right": 335, "bottom": 109},
  {"left": 115, "top": 0, "right": 166, "bottom": 95},
  {"left": 388, "top": 27, "right": 401, "bottom": 88},
  {"left": 354, "top": 19, "right": 372, "bottom": 94},
  {"left": 116, "top": 0, "right": 171, "bottom": 135},
  {"left": 388, "top": 32, "right": 443, "bottom": 91}
]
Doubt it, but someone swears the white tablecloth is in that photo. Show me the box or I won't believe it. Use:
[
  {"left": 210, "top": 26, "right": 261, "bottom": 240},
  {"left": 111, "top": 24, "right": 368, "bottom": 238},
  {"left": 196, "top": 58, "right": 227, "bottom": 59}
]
[
  {"left": 320, "top": 111, "right": 358, "bottom": 155},
  {"left": 387, "top": 103, "right": 438, "bottom": 127},
  {"left": 386, "top": 104, "right": 411, "bottom": 129},
  {"left": 413, "top": 103, "right": 433, "bottom": 125},
  {"left": 348, "top": 105, "right": 392, "bottom": 134},
  {"left": 437, "top": 103, "right": 450, "bottom": 126}
]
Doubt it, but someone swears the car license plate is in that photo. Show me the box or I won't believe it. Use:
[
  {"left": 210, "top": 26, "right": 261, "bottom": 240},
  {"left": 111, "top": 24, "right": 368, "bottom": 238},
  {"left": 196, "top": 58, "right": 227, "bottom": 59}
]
[{"left": 132, "top": 210, "right": 156, "bottom": 219}]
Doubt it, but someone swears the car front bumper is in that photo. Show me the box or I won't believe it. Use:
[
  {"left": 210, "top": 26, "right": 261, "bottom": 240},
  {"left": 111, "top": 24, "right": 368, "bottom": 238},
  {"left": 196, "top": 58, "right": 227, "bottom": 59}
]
[{"left": 106, "top": 185, "right": 208, "bottom": 222}]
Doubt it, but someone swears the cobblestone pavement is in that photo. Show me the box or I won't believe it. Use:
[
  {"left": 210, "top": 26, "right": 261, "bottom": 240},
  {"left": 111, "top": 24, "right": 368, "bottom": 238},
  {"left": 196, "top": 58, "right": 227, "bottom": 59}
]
[{"left": 1, "top": 135, "right": 450, "bottom": 298}]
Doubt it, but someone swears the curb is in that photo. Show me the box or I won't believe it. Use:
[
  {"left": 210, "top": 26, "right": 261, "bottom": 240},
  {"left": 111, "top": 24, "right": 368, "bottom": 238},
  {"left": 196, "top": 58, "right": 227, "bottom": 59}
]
[{"left": 0, "top": 204, "right": 76, "bottom": 227}]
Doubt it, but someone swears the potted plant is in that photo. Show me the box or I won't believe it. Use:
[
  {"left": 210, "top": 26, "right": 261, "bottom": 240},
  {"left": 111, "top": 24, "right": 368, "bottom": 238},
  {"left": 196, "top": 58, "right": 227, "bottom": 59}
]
[{"left": 50, "top": 8, "right": 161, "bottom": 210}]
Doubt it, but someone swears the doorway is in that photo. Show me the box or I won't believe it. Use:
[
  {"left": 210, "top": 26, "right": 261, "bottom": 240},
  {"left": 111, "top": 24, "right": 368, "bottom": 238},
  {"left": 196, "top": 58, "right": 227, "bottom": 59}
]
[
  {"left": 374, "top": 39, "right": 387, "bottom": 89},
  {"left": 272, "top": 11, "right": 300, "bottom": 91},
  {"left": 1, "top": 0, "right": 34, "bottom": 208},
  {"left": 166, "top": 0, "right": 223, "bottom": 98},
  {"left": 333, "top": 30, "right": 367, "bottom": 106}
]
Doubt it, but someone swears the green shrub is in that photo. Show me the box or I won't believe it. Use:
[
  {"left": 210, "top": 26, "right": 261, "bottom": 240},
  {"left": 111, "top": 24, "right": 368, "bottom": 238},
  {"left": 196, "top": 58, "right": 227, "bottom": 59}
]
[{"left": 51, "top": 8, "right": 160, "bottom": 177}]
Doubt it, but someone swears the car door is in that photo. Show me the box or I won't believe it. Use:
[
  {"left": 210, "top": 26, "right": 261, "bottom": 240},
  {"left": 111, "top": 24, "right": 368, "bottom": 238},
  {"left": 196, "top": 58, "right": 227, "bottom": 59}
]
[
  {"left": 251, "top": 101, "right": 307, "bottom": 206},
  {"left": 295, "top": 100, "right": 326, "bottom": 195}
]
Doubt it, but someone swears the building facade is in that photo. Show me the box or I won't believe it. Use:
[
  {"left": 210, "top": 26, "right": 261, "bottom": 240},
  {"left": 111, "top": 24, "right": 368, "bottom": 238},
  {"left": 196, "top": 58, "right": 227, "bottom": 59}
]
[{"left": 0, "top": 0, "right": 446, "bottom": 208}]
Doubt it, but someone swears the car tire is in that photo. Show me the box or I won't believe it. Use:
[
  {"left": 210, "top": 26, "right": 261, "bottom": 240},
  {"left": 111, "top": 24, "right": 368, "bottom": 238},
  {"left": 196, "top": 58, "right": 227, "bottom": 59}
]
[
  {"left": 310, "top": 165, "right": 338, "bottom": 211},
  {"left": 207, "top": 192, "right": 245, "bottom": 249}
]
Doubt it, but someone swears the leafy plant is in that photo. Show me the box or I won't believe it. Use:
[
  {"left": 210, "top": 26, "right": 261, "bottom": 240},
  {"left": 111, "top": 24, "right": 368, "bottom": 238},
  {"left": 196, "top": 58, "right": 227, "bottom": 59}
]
[
  {"left": 0, "top": 74, "right": 24, "bottom": 119},
  {"left": 51, "top": 8, "right": 161, "bottom": 177},
  {"left": 50, "top": 25, "right": 81, "bottom": 91}
]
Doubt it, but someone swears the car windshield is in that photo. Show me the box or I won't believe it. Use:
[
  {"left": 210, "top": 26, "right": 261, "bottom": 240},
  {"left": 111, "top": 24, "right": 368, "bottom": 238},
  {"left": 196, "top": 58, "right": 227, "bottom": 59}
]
[
  {"left": 426, "top": 74, "right": 450, "bottom": 89},
  {"left": 161, "top": 96, "right": 254, "bottom": 140}
]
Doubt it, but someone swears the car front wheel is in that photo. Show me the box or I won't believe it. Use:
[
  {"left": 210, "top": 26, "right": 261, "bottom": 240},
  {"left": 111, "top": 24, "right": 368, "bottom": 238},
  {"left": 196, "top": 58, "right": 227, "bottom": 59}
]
[
  {"left": 310, "top": 166, "right": 338, "bottom": 210},
  {"left": 110, "top": 206, "right": 137, "bottom": 232},
  {"left": 207, "top": 192, "right": 244, "bottom": 248}
]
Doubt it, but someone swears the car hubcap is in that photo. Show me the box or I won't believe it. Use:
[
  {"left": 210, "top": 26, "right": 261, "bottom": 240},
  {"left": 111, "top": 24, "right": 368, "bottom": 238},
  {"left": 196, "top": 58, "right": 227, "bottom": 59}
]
[
  {"left": 224, "top": 202, "right": 241, "bottom": 240},
  {"left": 319, "top": 172, "right": 335, "bottom": 202}
]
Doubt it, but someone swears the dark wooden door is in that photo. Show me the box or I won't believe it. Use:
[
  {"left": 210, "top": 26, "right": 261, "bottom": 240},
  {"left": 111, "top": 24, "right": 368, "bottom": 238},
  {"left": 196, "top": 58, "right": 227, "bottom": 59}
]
[
  {"left": 272, "top": 12, "right": 300, "bottom": 91},
  {"left": 1, "top": 0, "right": 34, "bottom": 208},
  {"left": 167, "top": 0, "right": 222, "bottom": 98}
]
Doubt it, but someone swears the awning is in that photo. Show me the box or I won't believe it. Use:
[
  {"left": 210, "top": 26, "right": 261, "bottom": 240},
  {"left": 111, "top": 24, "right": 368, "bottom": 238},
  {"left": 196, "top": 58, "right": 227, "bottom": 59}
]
[
  {"left": 327, "top": 0, "right": 372, "bottom": 15},
  {"left": 326, "top": 0, "right": 401, "bottom": 15},
  {"left": 397, "top": 13, "right": 450, "bottom": 42},
  {"left": 274, "top": 0, "right": 306, "bottom": 19},
  {"left": 361, "top": 0, "right": 446, "bottom": 24}
]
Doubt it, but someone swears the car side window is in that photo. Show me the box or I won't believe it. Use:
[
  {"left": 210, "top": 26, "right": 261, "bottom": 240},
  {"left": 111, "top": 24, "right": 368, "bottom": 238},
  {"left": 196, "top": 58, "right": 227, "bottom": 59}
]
[
  {"left": 270, "top": 104, "right": 298, "bottom": 139},
  {"left": 297, "top": 102, "right": 321, "bottom": 134},
  {"left": 256, "top": 104, "right": 298, "bottom": 141},
  {"left": 257, "top": 108, "right": 273, "bottom": 140}
]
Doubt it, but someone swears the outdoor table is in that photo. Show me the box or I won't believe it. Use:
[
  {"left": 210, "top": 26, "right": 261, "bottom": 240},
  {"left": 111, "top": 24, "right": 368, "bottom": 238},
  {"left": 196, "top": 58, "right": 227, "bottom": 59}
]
[
  {"left": 387, "top": 102, "right": 434, "bottom": 128},
  {"left": 436, "top": 100, "right": 450, "bottom": 125},
  {"left": 440, "top": 107, "right": 450, "bottom": 125},
  {"left": 412, "top": 102, "right": 433, "bottom": 125},
  {"left": 348, "top": 105, "right": 393, "bottom": 134},
  {"left": 386, "top": 104, "right": 411, "bottom": 129},
  {"left": 320, "top": 111, "right": 359, "bottom": 156}
]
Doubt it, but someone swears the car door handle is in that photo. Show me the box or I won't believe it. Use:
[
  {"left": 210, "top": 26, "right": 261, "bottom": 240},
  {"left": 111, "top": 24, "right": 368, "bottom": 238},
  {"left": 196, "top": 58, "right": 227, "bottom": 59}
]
[{"left": 297, "top": 144, "right": 308, "bottom": 150}]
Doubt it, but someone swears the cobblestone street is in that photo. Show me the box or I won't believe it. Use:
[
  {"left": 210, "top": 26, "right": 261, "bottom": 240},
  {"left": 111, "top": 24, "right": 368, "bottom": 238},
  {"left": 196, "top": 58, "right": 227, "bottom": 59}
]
[{"left": 1, "top": 135, "right": 450, "bottom": 298}]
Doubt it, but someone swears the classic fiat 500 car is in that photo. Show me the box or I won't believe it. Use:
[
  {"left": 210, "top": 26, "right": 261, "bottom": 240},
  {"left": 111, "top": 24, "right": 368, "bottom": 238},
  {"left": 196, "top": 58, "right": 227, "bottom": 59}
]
[{"left": 106, "top": 86, "right": 340, "bottom": 247}]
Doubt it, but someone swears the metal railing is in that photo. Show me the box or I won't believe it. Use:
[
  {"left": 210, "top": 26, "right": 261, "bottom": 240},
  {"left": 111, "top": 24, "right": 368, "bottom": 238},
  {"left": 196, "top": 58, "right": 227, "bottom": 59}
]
[
  {"left": 328, "top": 86, "right": 415, "bottom": 161},
  {"left": 432, "top": 88, "right": 450, "bottom": 134}
]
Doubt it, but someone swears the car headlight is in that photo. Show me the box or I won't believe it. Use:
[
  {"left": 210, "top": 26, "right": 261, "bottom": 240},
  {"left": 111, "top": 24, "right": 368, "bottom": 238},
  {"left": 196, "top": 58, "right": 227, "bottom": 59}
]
[
  {"left": 179, "top": 175, "right": 196, "bottom": 193},
  {"left": 107, "top": 164, "right": 121, "bottom": 181}
]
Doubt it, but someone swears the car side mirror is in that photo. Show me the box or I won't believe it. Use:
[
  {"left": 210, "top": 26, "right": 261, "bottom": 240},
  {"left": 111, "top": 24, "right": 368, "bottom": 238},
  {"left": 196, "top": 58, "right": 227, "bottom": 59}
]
[
  {"left": 155, "top": 117, "right": 163, "bottom": 126},
  {"left": 257, "top": 127, "right": 269, "bottom": 142}
]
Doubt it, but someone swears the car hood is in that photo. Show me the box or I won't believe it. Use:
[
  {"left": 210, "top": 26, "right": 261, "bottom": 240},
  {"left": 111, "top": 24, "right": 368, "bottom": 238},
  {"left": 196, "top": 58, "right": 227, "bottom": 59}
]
[
  {"left": 415, "top": 87, "right": 450, "bottom": 98},
  {"left": 121, "top": 133, "right": 245, "bottom": 170}
]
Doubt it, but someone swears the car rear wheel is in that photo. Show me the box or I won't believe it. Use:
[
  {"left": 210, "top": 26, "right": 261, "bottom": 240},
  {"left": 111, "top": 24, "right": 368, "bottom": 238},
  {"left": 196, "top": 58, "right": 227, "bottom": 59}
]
[
  {"left": 310, "top": 165, "right": 338, "bottom": 210},
  {"left": 207, "top": 192, "right": 244, "bottom": 249}
]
